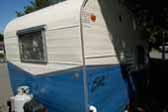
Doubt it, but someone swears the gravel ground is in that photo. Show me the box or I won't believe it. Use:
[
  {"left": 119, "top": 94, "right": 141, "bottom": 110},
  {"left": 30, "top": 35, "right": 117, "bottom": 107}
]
[{"left": 0, "top": 63, "right": 13, "bottom": 112}]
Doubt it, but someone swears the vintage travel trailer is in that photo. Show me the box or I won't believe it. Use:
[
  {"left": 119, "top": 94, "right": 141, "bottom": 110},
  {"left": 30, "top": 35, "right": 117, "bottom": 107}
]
[{"left": 4, "top": 0, "right": 144, "bottom": 111}]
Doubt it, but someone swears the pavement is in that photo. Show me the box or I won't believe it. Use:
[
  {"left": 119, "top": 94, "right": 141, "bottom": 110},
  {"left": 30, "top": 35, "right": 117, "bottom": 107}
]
[{"left": 0, "top": 63, "right": 13, "bottom": 112}]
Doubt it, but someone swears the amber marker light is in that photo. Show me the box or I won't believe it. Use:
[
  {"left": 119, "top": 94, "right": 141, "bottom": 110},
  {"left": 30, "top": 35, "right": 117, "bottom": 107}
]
[{"left": 90, "top": 14, "right": 96, "bottom": 22}]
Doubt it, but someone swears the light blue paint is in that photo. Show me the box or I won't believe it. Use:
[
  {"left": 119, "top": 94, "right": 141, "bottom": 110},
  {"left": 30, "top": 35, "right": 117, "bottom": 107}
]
[{"left": 7, "top": 63, "right": 129, "bottom": 112}]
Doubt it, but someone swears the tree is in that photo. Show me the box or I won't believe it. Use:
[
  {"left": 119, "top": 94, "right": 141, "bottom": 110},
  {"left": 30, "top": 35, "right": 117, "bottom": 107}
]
[
  {"left": 123, "top": 0, "right": 168, "bottom": 53},
  {"left": 16, "top": 0, "right": 65, "bottom": 17},
  {"left": 0, "top": 33, "right": 3, "bottom": 41},
  {"left": 124, "top": 0, "right": 168, "bottom": 28}
]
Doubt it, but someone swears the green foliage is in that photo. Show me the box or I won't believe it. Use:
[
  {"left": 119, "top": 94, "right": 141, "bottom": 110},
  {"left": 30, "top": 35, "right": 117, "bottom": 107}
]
[
  {"left": 16, "top": 11, "right": 24, "bottom": 17},
  {"left": 0, "top": 33, "right": 3, "bottom": 41},
  {"left": 0, "top": 53, "right": 4, "bottom": 58},
  {"left": 33, "top": 0, "right": 50, "bottom": 10},
  {"left": 16, "top": 0, "right": 65, "bottom": 17},
  {"left": 123, "top": 0, "right": 168, "bottom": 48},
  {"left": 48, "top": 0, "right": 65, "bottom": 4}
]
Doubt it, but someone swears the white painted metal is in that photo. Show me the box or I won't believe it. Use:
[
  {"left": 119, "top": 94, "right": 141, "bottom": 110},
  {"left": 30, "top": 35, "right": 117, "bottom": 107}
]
[
  {"left": 4, "top": 0, "right": 142, "bottom": 75},
  {"left": 82, "top": 0, "right": 142, "bottom": 66},
  {"left": 4, "top": 0, "right": 84, "bottom": 75}
]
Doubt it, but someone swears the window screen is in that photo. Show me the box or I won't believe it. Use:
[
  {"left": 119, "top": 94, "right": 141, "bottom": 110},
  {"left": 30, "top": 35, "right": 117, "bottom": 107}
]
[{"left": 17, "top": 25, "right": 47, "bottom": 63}]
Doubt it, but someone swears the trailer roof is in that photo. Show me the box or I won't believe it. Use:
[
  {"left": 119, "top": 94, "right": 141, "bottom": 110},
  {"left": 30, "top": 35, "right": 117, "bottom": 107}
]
[{"left": 4, "top": 0, "right": 84, "bottom": 36}]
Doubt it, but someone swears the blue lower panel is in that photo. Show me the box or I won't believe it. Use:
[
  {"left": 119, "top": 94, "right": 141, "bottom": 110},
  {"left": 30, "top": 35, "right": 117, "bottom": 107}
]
[
  {"left": 8, "top": 63, "right": 129, "bottom": 112},
  {"left": 87, "top": 66, "right": 129, "bottom": 112}
]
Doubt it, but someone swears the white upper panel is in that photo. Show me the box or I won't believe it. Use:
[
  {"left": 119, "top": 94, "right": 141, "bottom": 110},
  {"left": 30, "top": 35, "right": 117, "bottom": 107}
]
[
  {"left": 4, "top": 0, "right": 85, "bottom": 75},
  {"left": 4, "top": 0, "right": 141, "bottom": 75},
  {"left": 4, "top": 0, "right": 84, "bottom": 37},
  {"left": 82, "top": 0, "right": 119, "bottom": 65}
]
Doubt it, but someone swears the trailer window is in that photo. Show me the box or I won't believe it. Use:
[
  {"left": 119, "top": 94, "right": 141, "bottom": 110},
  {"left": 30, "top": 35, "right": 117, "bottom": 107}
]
[{"left": 17, "top": 25, "right": 47, "bottom": 63}]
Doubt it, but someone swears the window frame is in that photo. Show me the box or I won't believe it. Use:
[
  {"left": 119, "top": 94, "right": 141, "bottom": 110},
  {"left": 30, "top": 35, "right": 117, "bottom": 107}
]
[{"left": 17, "top": 25, "right": 48, "bottom": 64}]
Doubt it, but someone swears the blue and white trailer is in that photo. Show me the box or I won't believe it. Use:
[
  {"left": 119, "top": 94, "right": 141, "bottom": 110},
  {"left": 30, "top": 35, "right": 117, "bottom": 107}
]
[{"left": 4, "top": 0, "right": 144, "bottom": 111}]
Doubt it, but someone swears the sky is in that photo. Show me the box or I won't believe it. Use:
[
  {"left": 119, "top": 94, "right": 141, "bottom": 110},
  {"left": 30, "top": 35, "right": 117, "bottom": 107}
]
[{"left": 0, "top": 0, "right": 32, "bottom": 33}]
